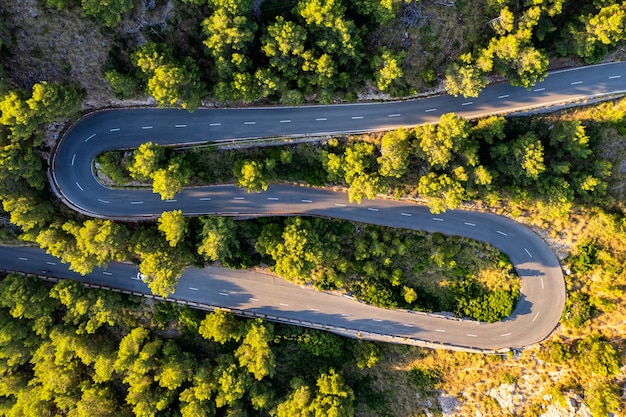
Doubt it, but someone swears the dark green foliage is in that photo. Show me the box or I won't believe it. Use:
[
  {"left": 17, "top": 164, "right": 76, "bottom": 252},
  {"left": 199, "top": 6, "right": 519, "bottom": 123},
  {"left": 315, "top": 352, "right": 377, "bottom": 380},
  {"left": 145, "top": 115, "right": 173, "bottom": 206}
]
[
  {"left": 569, "top": 239, "right": 599, "bottom": 275},
  {"left": 537, "top": 339, "right": 571, "bottom": 364},
  {"left": 409, "top": 366, "right": 442, "bottom": 389},
  {"left": 575, "top": 334, "right": 621, "bottom": 377},
  {"left": 562, "top": 291, "right": 593, "bottom": 329}
]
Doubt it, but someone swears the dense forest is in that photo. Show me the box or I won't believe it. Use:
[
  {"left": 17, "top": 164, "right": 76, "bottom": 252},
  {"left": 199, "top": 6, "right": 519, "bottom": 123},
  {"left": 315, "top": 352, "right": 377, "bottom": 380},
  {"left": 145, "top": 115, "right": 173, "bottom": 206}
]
[{"left": 1, "top": 0, "right": 626, "bottom": 415}]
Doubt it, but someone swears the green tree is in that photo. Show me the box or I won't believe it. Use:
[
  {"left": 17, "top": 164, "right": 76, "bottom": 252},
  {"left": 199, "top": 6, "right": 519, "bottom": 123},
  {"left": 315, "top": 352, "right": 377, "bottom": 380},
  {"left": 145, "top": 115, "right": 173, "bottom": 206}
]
[
  {"left": 104, "top": 70, "right": 139, "bottom": 100},
  {"left": 197, "top": 216, "right": 239, "bottom": 262},
  {"left": 235, "top": 160, "right": 269, "bottom": 192},
  {"left": 377, "top": 128, "right": 412, "bottom": 178},
  {"left": 199, "top": 310, "right": 247, "bottom": 344},
  {"left": 444, "top": 54, "right": 488, "bottom": 98},
  {"left": 416, "top": 113, "right": 470, "bottom": 169},
  {"left": 372, "top": 48, "right": 404, "bottom": 92},
  {"left": 492, "top": 132, "right": 545, "bottom": 183},
  {"left": 417, "top": 173, "right": 466, "bottom": 213},
  {"left": 158, "top": 210, "right": 188, "bottom": 247},
  {"left": 576, "top": 335, "right": 621, "bottom": 377},
  {"left": 152, "top": 157, "right": 193, "bottom": 200},
  {"left": 128, "top": 142, "right": 166, "bottom": 180},
  {"left": 585, "top": 380, "right": 621, "bottom": 417},
  {"left": 309, "top": 369, "right": 355, "bottom": 417},
  {"left": 235, "top": 320, "right": 275, "bottom": 380},
  {"left": 81, "top": 0, "right": 133, "bottom": 27}
]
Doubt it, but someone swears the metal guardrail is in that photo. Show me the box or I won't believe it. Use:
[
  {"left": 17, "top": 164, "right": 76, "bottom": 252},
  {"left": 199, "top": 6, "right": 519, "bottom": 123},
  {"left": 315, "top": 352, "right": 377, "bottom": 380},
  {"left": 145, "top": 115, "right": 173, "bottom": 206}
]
[{"left": 0, "top": 268, "right": 509, "bottom": 355}]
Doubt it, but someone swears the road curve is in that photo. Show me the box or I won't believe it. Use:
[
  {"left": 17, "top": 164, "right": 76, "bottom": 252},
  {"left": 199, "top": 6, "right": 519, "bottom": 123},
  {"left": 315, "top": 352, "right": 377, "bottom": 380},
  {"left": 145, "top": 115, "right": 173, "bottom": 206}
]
[{"left": 37, "top": 63, "right": 626, "bottom": 349}]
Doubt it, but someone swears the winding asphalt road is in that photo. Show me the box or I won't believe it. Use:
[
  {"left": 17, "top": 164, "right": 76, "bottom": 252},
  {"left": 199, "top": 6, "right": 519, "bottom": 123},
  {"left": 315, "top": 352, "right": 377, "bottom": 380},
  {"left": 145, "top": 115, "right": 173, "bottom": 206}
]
[{"left": 6, "top": 62, "right": 626, "bottom": 350}]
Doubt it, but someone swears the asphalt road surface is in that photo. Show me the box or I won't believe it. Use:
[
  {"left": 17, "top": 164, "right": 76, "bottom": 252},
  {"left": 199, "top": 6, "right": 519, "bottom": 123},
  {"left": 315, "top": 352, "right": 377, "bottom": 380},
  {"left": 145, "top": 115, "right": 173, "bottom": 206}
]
[{"left": 11, "top": 63, "right": 626, "bottom": 350}]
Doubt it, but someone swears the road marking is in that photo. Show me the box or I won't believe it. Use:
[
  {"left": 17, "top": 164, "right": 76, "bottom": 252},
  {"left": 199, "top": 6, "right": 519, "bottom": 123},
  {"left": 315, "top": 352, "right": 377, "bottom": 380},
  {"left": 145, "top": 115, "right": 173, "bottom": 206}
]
[
  {"left": 400, "top": 212, "right": 411, "bottom": 217},
  {"left": 403, "top": 323, "right": 414, "bottom": 327},
  {"left": 71, "top": 154, "right": 76, "bottom": 166},
  {"left": 18, "top": 257, "right": 28, "bottom": 261},
  {"left": 425, "top": 108, "right": 437, "bottom": 113},
  {"left": 175, "top": 124, "right": 187, "bottom": 128},
  {"left": 388, "top": 113, "right": 401, "bottom": 117},
  {"left": 335, "top": 203, "right": 346, "bottom": 207},
  {"left": 75, "top": 182, "right": 84, "bottom": 191},
  {"left": 534, "top": 87, "right": 546, "bottom": 92},
  {"left": 165, "top": 199, "right": 177, "bottom": 203},
  {"left": 209, "top": 123, "right": 221, "bottom": 126},
  {"left": 46, "top": 262, "right": 56, "bottom": 266},
  {"left": 243, "top": 121, "right": 256, "bottom": 125},
  {"left": 234, "top": 197, "right": 245, "bottom": 200},
  {"left": 461, "top": 101, "right": 474, "bottom": 106},
  {"left": 465, "top": 222, "right": 476, "bottom": 226},
  {"left": 496, "top": 230, "right": 507, "bottom": 236},
  {"left": 532, "top": 312, "right": 540, "bottom": 322},
  {"left": 249, "top": 298, "right": 259, "bottom": 301},
  {"left": 280, "top": 120, "right": 291, "bottom": 123},
  {"left": 571, "top": 81, "right": 583, "bottom": 85},
  {"left": 498, "top": 94, "right": 509, "bottom": 99},
  {"left": 609, "top": 75, "right": 622, "bottom": 79},
  {"left": 432, "top": 217, "right": 444, "bottom": 221},
  {"left": 315, "top": 118, "right": 327, "bottom": 121},
  {"left": 524, "top": 248, "right": 532, "bottom": 258},
  {"left": 199, "top": 197, "right": 212, "bottom": 201},
  {"left": 467, "top": 334, "right": 478, "bottom": 337},
  {"left": 541, "top": 277, "right": 544, "bottom": 289},
  {"left": 341, "top": 313, "right": 351, "bottom": 317},
  {"left": 435, "top": 329, "right": 446, "bottom": 333},
  {"left": 500, "top": 333, "right": 511, "bottom": 337},
  {"left": 367, "top": 208, "right": 379, "bottom": 212},
  {"left": 131, "top": 276, "right": 140, "bottom": 280},
  {"left": 309, "top": 308, "right": 320, "bottom": 312},
  {"left": 373, "top": 319, "right": 382, "bottom": 322},
  {"left": 301, "top": 199, "right": 313, "bottom": 203},
  {"left": 130, "top": 201, "right": 144, "bottom": 205},
  {"left": 279, "top": 303, "right": 289, "bottom": 306},
  {"left": 189, "top": 287, "right": 199, "bottom": 291},
  {"left": 103, "top": 272, "right": 112, "bottom": 276},
  {"left": 84, "top": 134, "right": 96, "bottom": 142},
  {"left": 141, "top": 126, "right": 153, "bottom": 129},
  {"left": 267, "top": 197, "right": 279, "bottom": 200},
  {"left": 109, "top": 128, "right": 120, "bottom": 132},
  {"left": 219, "top": 292, "right": 229, "bottom": 296},
  {"left": 351, "top": 116, "right": 364, "bottom": 120}
]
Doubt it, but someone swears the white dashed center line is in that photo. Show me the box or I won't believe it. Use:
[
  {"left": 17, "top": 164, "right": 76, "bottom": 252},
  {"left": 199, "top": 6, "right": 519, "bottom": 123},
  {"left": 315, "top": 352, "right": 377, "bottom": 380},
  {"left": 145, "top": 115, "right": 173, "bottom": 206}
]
[
  {"left": 175, "top": 124, "right": 187, "bottom": 128},
  {"left": 373, "top": 319, "right": 382, "bottom": 322},
  {"left": 130, "top": 201, "right": 144, "bottom": 205},
  {"left": 280, "top": 120, "right": 291, "bottom": 123},
  {"left": 466, "top": 334, "right": 478, "bottom": 337},
  {"left": 496, "top": 230, "right": 507, "bottom": 236},
  {"left": 403, "top": 323, "right": 414, "bottom": 327},
  {"left": 244, "top": 121, "right": 256, "bottom": 125},
  {"left": 301, "top": 199, "right": 313, "bottom": 203},
  {"left": 498, "top": 94, "right": 509, "bottom": 99},
  {"left": 249, "top": 298, "right": 259, "bottom": 301},
  {"left": 367, "top": 208, "right": 379, "bottom": 212},
  {"left": 532, "top": 312, "right": 540, "bottom": 322},
  {"left": 315, "top": 118, "right": 327, "bottom": 121},
  {"left": 571, "top": 81, "right": 583, "bottom": 85},
  {"left": 71, "top": 154, "right": 76, "bottom": 166},
  {"left": 461, "top": 101, "right": 474, "bottom": 106},
  {"left": 534, "top": 87, "right": 546, "bottom": 92},
  {"left": 199, "top": 197, "right": 212, "bottom": 201},
  {"left": 335, "top": 203, "right": 346, "bottom": 207},
  {"left": 110, "top": 128, "right": 120, "bottom": 132},
  {"left": 219, "top": 292, "right": 229, "bottom": 296},
  {"left": 210, "top": 123, "right": 222, "bottom": 126},
  {"left": 541, "top": 277, "right": 544, "bottom": 289},
  {"left": 165, "top": 199, "right": 177, "bottom": 203},
  {"left": 98, "top": 199, "right": 110, "bottom": 204},
  {"left": 18, "top": 257, "right": 28, "bottom": 261},
  {"left": 432, "top": 217, "right": 444, "bottom": 221},
  {"left": 351, "top": 116, "right": 364, "bottom": 120},
  {"left": 524, "top": 248, "right": 533, "bottom": 258},
  {"left": 435, "top": 329, "right": 446, "bottom": 333},
  {"left": 465, "top": 222, "right": 476, "bottom": 226},
  {"left": 388, "top": 113, "right": 401, "bottom": 117},
  {"left": 46, "top": 262, "right": 56, "bottom": 266},
  {"left": 425, "top": 108, "right": 437, "bottom": 113},
  {"left": 400, "top": 213, "right": 411, "bottom": 217},
  {"left": 279, "top": 303, "right": 289, "bottom": 306},
  {"left": 84, "top": 134, "right": 96, "bottom": 142},
  {"left": 189, "top": 287, "right": 199, "bottom": 291},
  {"left": 609, "top": 75, "right": 622, "bottom": 79},
  {"left": 75, "top": 182, "right": 84, "bottom": 191},
  {"left": 234, "top": 197, "right": 245, "bottom": 200},
  {"left": 103, "top": 272, "right": 112, "bottom": 276},
  {"left": 267, "top": 197, "right": 279, "bottom": 200},
  {"left": 142, "top": 126, "right": 153, "bottom": 129},
  {"left": 500, "top": 333, "right": 511, "bottom": 337}
]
